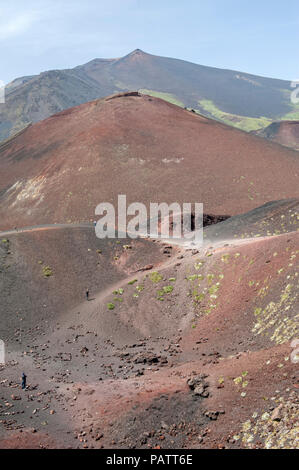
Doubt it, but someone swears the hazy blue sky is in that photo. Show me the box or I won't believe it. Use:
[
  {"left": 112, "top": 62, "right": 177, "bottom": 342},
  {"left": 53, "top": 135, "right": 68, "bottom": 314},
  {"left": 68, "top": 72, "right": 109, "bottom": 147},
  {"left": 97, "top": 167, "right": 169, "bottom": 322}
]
[{"left": 0, "top": 0, "right": 298, "bottom": 84}]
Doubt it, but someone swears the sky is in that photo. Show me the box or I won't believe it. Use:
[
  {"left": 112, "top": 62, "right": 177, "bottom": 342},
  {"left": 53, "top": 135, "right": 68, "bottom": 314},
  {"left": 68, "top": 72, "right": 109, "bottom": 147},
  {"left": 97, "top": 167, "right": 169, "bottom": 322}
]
[{"left": 0, "top": 0, "right": 298, "bottom": 84}]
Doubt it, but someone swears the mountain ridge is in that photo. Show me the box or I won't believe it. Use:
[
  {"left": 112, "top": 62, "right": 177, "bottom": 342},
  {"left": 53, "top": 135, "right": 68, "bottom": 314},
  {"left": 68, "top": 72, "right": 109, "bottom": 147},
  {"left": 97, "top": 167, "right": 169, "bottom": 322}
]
[{"left": 1, "top": 49, "right": 298, "bottom": 142}]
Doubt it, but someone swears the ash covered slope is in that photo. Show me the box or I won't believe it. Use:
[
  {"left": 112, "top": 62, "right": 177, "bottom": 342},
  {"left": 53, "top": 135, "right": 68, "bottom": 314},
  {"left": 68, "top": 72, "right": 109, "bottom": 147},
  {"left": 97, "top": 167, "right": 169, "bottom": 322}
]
[
  {"left": 0, "top": 92, "right": 298, "bottom": 230},
  {"left": 204, "top": 198, "right": 299, "bottom": 243},
  {"left": 254, "top": 121, "right": 299, "bottom": 150}
]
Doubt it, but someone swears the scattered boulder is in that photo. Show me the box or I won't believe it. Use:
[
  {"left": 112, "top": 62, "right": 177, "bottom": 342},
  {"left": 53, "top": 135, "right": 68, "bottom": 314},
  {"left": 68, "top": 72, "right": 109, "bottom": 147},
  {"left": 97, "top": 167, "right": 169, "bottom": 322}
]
[
  {"left": 136, "top": 264, "right": 154, "bottom": 272},
  {"left": 271, "top": 404, "right": 283, "bottom": 422},
  {"left": 204, "top": 410, "right": 225, "bottom": 420},
  {"left": 133, "top": 352, "right": 168, "bottom": 366},
  {"left": 187, "top": 374, "right": 209, "bottom": 398}
]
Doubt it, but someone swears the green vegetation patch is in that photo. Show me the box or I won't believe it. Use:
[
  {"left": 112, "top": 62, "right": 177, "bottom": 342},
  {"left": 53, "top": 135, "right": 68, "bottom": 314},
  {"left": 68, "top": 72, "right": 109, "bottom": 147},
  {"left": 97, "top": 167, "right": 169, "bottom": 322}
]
[
  {"left": 162, "top": 285, "right": 174, "bottom": 294},
  {"left": 233, "top": 372, "right": 249, "bottom": 388},
  {"left": 252, "top": 278, "right": 298, "bottom": 344},
  {"left": 238, "top": 395, "right": 299, "bottom": 448},
  {"left": 139, "top": 89, "right": 185, "bottom": 108},
  {"left": 136, "top": 285, "right": 144, "bottom": 292},
  {"left": 186, "top": 274, "right": 200, "bottom": 281},
  {"left": 149, "top": 271, "right": 163, "bottom": 283},
  {"left": 42, "top": 266, "right": 53, "bottom": 278},
  {"left": 197, "top": 99, "right": 272, "bottom": 132}
]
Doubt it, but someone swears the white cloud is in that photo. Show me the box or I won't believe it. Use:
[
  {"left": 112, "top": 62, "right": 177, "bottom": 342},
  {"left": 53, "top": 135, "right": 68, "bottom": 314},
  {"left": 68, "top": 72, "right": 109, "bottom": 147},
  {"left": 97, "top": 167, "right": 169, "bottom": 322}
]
[{"left": 0, "top": 10, "right": 40, "bottom": 40}]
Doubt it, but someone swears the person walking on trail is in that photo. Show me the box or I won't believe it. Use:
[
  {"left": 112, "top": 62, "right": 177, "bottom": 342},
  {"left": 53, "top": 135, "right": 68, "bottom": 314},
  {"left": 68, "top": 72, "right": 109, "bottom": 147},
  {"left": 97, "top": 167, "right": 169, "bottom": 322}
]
[
  {"left": 86, "top": 289, "right": 89, "bottom": 301},
  {"left": 21, "top": 372, "right": 27, "bottom": 390}
]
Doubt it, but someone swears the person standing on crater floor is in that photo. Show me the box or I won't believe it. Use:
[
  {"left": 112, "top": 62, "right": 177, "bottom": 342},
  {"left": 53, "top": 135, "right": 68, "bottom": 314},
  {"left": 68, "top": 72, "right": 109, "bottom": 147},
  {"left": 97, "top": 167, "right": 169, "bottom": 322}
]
[
  {"left": 21, "top": 372, "right": 27, "bottom": 390},
  {"left": 86, "top": 289, "right": 89, "bottom": 301}
]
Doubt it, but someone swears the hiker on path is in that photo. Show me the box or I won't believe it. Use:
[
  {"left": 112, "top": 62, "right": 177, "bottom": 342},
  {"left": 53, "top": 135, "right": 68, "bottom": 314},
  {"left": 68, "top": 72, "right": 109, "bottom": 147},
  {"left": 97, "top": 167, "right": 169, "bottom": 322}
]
[
  {"left": 86, "top": 289, "right": 89, "bottom": 301},
  {"left": 21, "top": 372, "right": 27, "bottom": 390}
]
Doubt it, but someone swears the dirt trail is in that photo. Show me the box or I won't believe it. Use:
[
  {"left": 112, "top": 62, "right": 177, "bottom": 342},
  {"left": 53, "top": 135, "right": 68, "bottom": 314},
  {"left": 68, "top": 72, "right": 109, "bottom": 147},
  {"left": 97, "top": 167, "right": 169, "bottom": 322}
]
[{"left": 0, "top": 223, "right": 91, "bottom": 237}]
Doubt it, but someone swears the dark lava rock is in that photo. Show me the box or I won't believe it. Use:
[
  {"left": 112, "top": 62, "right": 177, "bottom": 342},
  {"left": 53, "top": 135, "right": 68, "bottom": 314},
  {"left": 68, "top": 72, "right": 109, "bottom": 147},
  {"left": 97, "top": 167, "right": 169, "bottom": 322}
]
[{"left": 187, "top": 374, "right": 209, "bottom": 398}]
